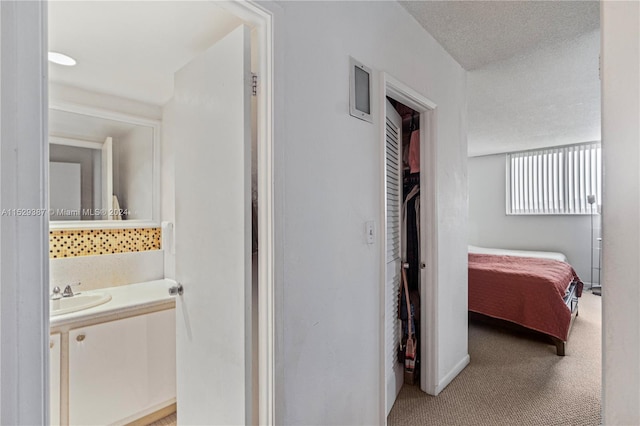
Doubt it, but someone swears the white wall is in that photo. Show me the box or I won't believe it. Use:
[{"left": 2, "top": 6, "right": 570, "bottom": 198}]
[
  {"left": 117, "top": 125, "right": 154, "bottom": 220},
  {"left": 49, "top": 251, "right": 164, "bottom": 292},
  {"left": 601, "top": 1, "right": 640, "bottom": 424},
  {"left": 468, "top": 154, "right": 600, "bottom": 283},
  {"left": 275, "top": 2, "right": 467, "bottom": 424}
]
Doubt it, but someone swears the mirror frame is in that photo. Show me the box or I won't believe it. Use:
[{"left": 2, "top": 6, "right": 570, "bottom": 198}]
[{"left": 49, "top": 101, "right": 161, "bottom": 230}]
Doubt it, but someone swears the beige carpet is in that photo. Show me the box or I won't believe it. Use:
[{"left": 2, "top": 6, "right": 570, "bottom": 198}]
[{"left": 389, "top": 292, "right": 601, "bottom": 426}]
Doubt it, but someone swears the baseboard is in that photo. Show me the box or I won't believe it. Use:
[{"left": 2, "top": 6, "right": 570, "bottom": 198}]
[
  {"left": 583, "top": 281, "right": 603, "bottom": 291},
  {"left": 434, "top": 354, "right": 470, "bottom": 395},
  {"left": 121, "top": 400, "right": 176, "bottom": 426}
]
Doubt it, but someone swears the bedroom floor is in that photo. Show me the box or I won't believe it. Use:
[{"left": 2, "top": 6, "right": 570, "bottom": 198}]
[{"left": 389, "top": 290, "right": 602, "bottom": 425}]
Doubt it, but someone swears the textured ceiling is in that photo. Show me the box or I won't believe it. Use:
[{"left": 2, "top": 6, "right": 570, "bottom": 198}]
[
  {"left": 400, "top": 0, "right": 600, "bottom": 70},
  {"left": 400, "top": 0, "right": 601, "bottom": 156},
  {"left": 467, "top": 30, "right": 601, "bottom": 157}
]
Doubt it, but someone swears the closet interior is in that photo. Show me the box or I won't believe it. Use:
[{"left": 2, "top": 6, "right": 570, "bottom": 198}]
[{"left": 388, "top": 97, "right": 422, "bottom": 387}]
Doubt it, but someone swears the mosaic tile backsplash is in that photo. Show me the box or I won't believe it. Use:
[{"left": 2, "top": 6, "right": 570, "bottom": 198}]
[{"left": 50, "top": 228, "right": 161, "bottom": 258}]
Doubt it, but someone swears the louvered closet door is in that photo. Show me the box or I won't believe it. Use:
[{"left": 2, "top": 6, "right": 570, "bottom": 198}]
[{"left": 385, "top": 99, "right": 403, "bottom": 415}]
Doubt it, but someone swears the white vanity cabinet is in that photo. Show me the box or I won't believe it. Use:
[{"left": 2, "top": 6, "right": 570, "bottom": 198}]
[
  {"left": 50, "top": 333, "right": 61, "bottom": 426},
  {"left": 68, "top": 309, "right": 176, "bottom": 425}
]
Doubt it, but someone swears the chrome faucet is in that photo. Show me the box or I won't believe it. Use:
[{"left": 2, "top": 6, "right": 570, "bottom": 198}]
[
  {"left": 62, "top": 282, "right": 81, "bottom": 298},
  {"left": 50, "top": 286, "right": 62, "bottom": 300}
]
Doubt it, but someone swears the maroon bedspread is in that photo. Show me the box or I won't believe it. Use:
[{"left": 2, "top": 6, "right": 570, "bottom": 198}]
[{"left": 468, "top": 253, "right": 583, "bottom": 341}]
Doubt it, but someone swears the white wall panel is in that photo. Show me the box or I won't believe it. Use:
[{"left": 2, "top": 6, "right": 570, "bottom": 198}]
[{"left": 601, "top": 1, "right": 640, "bottom": 423}]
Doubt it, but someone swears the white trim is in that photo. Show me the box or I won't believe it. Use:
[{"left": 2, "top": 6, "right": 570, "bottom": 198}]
[
  {"left": 48, "top": 102, "right": 162, "bottom": 229},
  {"left": 214, "top": 2, "right": 278, "bottom": 424},
  {"left": 49, "top": 220, "right": 159, "bottom": 231},
  {"left": 115, "top": 399, "right": 176, "bottom": 426},
  {"left": 420, "top": 100, "right": 439, "bottom": 398},
  {"left": 380, "top": 73, "right": 440, "bottom": 423},
  {"left": 0, "top": 1, "right": 50, "bottom": 423},
  {"left": 433, "top": 355, "right": 470, "bottom": 396},
  {"left": 505, "top": 155, "right": 511, "bottom": 216},
  {"left": 49, "top": 100, "right": 161, "bottom": 129},
  {"left": 378, "top": 76, "right": 386, "bottom": 425},
  {"left": 50, "top": 136, "right": 103, "bottom": 151},
  {"left": 0, "top": 4, "right": 3, "bottom": 417},
  {"left": 385, "top": 75, "right": 438, "bottom": 111}
]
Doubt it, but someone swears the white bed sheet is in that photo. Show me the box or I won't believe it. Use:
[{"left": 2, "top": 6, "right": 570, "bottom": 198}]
[{"left": 468, "top": 245, "right": 568, "bottom": 263}]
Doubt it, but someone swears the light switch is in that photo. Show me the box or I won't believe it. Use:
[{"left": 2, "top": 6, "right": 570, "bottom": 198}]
[{"left": 365, "top": 221, "right": 375, "bottom": 244}]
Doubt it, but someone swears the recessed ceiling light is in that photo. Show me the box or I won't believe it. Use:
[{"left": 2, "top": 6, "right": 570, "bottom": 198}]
[{"left": 48, "top": 52, "right": 76, "bottom": 66}]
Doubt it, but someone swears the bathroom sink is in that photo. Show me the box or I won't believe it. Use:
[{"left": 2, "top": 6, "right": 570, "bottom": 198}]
[{"left": 50, "top": 293, "right": 112, "bottom": 316}]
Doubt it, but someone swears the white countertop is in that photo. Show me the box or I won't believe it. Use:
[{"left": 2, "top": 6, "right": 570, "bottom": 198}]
[{"left": 50, "top": 279, "right": 176, "bottom": 328}]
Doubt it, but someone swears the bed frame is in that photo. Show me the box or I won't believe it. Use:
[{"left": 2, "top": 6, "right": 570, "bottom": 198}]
[
  {"left": 469, "top": 280, "right": 580, "bottom": 356},
  {"left": 551, "top": 280, "right": 580, "bottom": 355}
]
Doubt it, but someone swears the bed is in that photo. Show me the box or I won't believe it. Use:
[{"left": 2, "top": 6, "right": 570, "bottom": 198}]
[{"left": 468, "top": 245, "right": 583, "bottom": 356}]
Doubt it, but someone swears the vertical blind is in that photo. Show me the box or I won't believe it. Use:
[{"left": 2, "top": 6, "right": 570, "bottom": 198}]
[{"left": 507, "top": 142, "right": 601, "bottom": 215}]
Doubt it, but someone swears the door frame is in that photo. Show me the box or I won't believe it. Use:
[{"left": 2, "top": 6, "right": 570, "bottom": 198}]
[
  {"left": 219, "top": 3, "right": 276, "bottom": 423},
  {"left": 379, "top": 73, "right": 439, "bottom": 422},
  {"left": 0, "top": 1, "right": 51, "bottom": 424},
  {"left": 0, "top": 0, "right": 277, "bottom": 424}
]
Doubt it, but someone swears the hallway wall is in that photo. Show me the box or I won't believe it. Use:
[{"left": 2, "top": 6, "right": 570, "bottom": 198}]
[{"left": 273, "top": 2, "right": 468, "bottom": 423}]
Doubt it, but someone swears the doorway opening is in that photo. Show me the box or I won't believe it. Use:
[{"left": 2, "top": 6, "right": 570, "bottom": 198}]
[
  {"left": 44, "top": 1, "right": 275, "bottom": 425},
  {"left": 381, "top": 74, "right": 439, "bottom": 420}
]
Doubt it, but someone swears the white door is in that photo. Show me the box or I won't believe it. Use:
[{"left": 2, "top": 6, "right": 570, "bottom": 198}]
[
  {"left": 173, "top": 25, "right": 253, "bottom": 425},
  {"left": 384, "top": 99, "right": 403, "bottom": 415}
]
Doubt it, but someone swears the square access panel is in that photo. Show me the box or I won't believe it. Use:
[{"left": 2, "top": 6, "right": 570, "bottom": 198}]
[{"left": 349, "top": 57, "right": 372, "bottom": 123}]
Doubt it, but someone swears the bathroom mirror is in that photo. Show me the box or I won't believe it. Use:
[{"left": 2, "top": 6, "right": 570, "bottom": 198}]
[{"left": 49, "top": 104, "right": 160, "bottom": 229}]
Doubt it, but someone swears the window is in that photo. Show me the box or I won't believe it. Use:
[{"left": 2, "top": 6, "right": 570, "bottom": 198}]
[{"left": 507, "top": 142, "right": 601, "bottom": 215}]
